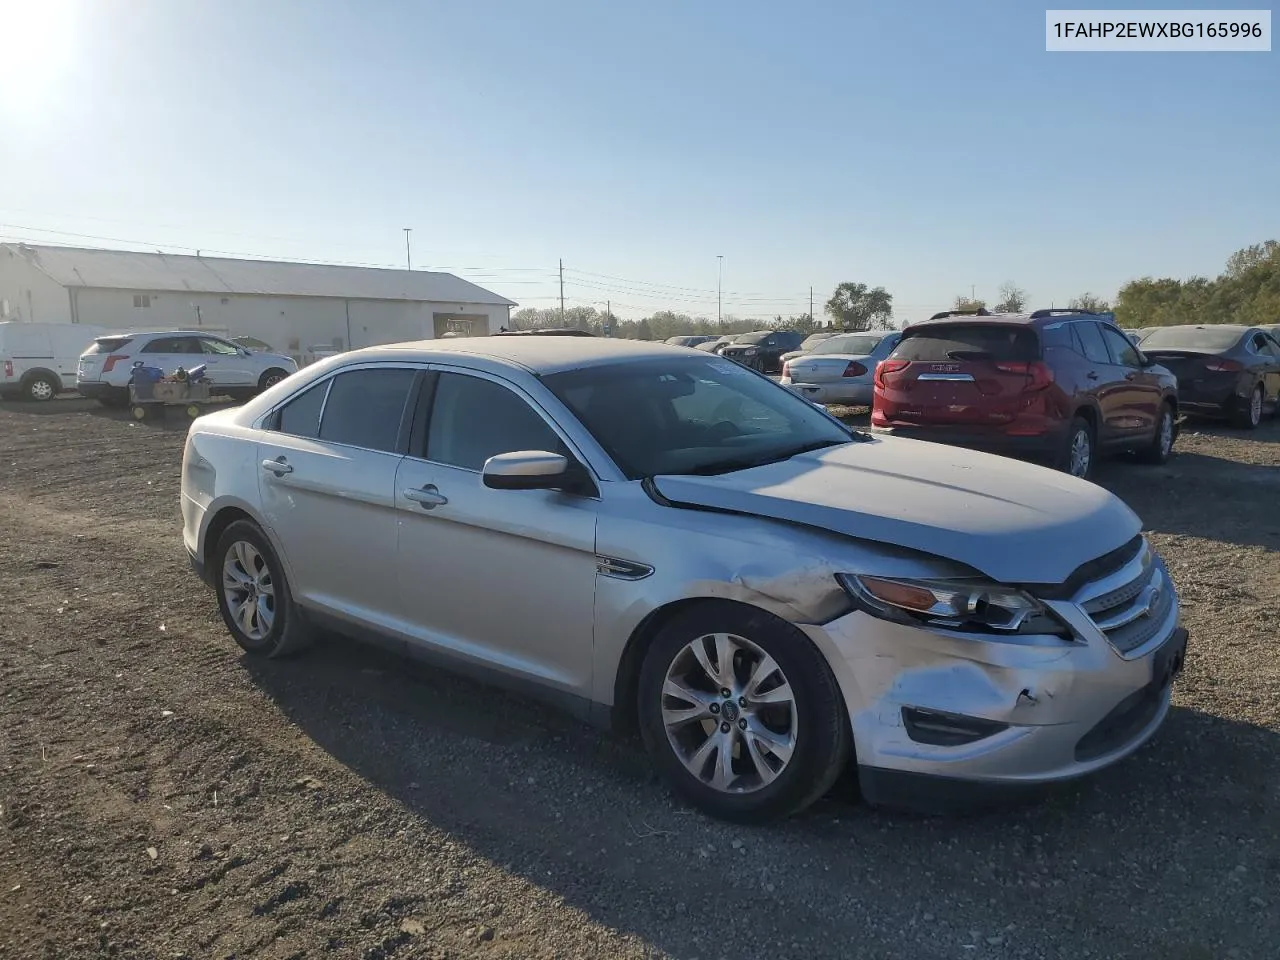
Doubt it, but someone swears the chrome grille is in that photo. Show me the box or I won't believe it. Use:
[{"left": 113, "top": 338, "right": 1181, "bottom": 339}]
[{"left": 1075, "top": 539, "right": 1175, "bottom": 655}]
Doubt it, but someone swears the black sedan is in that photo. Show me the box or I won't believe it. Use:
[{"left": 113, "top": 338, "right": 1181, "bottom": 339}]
[
  {"left": 1139, "top": 324, "right": 1280, "bottom": 429},
  {"left": 718, "top": 330, "right": 806, "bottom": 373}
]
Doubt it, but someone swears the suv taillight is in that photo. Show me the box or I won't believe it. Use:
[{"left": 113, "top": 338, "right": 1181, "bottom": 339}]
[
  {"left": 842, "top": 361, "right": 868, "bottom": 378},
  {"left": 1204, "top": 358, "right": 1244, "bottom": 373},
  {"left": 995, "top": 360, "right": 1055, "bottom": 391},
  {"left": 102, "top": 354, "right": 131, "bottom": 372},
  {"left": 874, "top": 359, "right": 909, "bottom": 389},
  {"left": 3, "top": 360, "right": 11, "bottom": 378}
]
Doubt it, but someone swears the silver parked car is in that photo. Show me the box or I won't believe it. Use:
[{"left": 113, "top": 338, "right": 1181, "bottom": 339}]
[
  {"left": 182, "top": 338, "right": 1187, "bottom": 822},
  {"left": 780, "top": 330, "right": 902, "bottom": 405}
]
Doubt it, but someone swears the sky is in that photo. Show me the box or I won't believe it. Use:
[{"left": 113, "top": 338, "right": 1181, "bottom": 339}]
[{"left": 0, "top": 0, "right": 1276, "bottom": 323}]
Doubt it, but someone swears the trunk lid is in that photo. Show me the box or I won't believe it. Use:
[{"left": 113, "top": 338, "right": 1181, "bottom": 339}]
[
  {"left": 1140, "top": 349, "right": 1234, "bottom": 386},
  {"left": 787, "top": 355, "right": 873, "bottom": 383},
  {"left": 78, "top": 336, "right": 135, "bottom": 382},
  {"left": 877, "top": 324, "right": 1046, "bottom": 425}
]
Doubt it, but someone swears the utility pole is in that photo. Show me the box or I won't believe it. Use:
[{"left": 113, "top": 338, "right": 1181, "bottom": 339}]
[
  {"left": 606, "top": 299, "right": 611, "bottom": 337},
  {"left": 809, "top": 286, "right": 814, "bottom": 325},
  {"left": 971, "top": 283, "right": 976, "bottom": 302},
  {"left": 403, "top": 228, "right": 413, "bottom": 270},
  {"left": 559, "top": 259, "right": 566, "bottom": 326},
  {"left": 717, "top": 255, "right": 724, "bottom": 330}
]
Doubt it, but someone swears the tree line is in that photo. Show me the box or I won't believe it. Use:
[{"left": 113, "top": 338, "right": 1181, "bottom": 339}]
[{"left": 507, "top": 240, "right": 1278, "bottom": 339}]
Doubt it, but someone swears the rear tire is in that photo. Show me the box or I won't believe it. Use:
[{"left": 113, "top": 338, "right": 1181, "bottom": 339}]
[
  {"left": 636, "top": 602, "right": 850, "bottom": 824},
  {"left": 213, "top": 520, "right": 311, "bottom": 658},
  {"left": 22, "top": 373, "right": 58, "bottom": 402},
  {"left": 1137, "top": 403, "right": 1175, "bottom": 465},
  {"left": 1234, "top": 385, "right": 1264, "bottom": 430},
  {"left": 1057, "top": 416, "right": 1096, "bottom": 480}
]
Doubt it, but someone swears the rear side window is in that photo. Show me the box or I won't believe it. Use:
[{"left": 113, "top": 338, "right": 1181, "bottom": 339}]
[
  {"left": 142, "top": 336, "right": 201, "bottom": 354},
  {"left": 893, "top": 325, "right": 1039, "bottom": 363},
  {"left": 275, "top": 381, "right": 329, "bottom": 439},
  {"left": 85, "top": 337, "right": 133, "bottom": 354},
  {"left": 1074, "top": 322, "right": 1112, "bottom": 364},
  {"left": 318, "top": 368, "right": 417, "bottom": 453}
]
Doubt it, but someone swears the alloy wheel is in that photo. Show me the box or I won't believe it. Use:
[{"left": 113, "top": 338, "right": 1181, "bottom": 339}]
[
  {"left": 221, "top": 540, "right": 276, "bottom": 641},
  {"left": 29, "top": 379, "right": 54, "bottom": 401},
  {"left": 1250, "top": 388, "right": 1262, "bottom": 427},
  {"left": 1069, "top": 428, "right": 1092, "bottom": 478},
  {"left": 660, "top": 632, "right": 797, "bottom": 794},
  {"left": 1159, "top": 411, "right": 1174, "bottom": 457}
]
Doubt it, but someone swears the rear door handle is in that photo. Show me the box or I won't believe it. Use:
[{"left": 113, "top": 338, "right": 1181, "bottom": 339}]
[
  {"left": 403, "top": 485, "right": 448, "bottom": 509},
  {"left": 261, "top": 457, "right": 293, "bottom": 476}
]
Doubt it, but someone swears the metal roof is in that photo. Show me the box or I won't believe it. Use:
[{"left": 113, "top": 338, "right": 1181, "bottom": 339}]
[{"left": 2, "top": 243, "right": 516, "bottom": 306}]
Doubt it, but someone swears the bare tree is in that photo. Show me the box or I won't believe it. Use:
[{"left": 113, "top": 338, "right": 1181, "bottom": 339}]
[{"left": 994, "top": 282, "right": 1028, "bottom": 313}]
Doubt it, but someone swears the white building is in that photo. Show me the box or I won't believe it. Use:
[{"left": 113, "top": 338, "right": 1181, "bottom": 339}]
[{"left": 0, "top": 243, "right": 516, "bottom": 362}]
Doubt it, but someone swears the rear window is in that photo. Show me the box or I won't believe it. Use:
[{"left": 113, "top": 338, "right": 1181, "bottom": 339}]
[
  {"left": 85, "top": 337, "right": 133, "bottom": 354},
  {"left": 893, "top": 324, "right": 1039, "bottom": 363},
  {"left": 1140, "top": 326, "right": 1245, "bottom": 352},
  {"left": 813, "top": 334, "right": 882, "bottom": 356}
]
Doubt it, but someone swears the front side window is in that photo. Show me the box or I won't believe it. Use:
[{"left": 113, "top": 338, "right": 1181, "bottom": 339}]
[
  {"left": 317, "top": 368, "right": 416, "bottom": 453},
  {"left": 1100, "top": 326, "right": 1141, "bottom": 367},
  {"left": 425, "top": 372, "right": 566, "bottom": 471},
  {"left": 200, "top": 337, "right": 239, "bottom": 356},
  {"left": 543, "top": 355, "right": 853, "bottom": 479}
]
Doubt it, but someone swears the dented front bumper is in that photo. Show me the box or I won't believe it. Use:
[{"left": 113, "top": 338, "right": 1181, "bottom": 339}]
[{"left": 797, "top": 590, "right": 1186, "bottom": 812}]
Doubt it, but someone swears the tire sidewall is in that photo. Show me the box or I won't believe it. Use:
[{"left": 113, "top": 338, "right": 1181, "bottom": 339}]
[
  {"left": 213, "top": 521, "right": 295, "bottom": 656},
  {"left": 636, "top": 603, "right": 849, "bottom": 823},
  {"left": 1249, "top": 386, "right": 1262, "bottom": 428},
  {"left": 1062, "top": 417, "right": 1096, "bottom": 480},
  {"left": 1151, "top": 403, "right": 1175, "bottom": 463}
]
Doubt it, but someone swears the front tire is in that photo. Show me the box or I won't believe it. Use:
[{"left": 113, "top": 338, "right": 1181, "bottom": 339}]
[
  {"left": 213, "top": 520, "right": 311, "bottom": 658},
  {"left": 258, "top": 368, "right": 289, "bottom": 393},
  {"left": 636, "top": 602, "right": 850, "bottom": 824},
  {"left": 1138, "top": 403, "right": 1175, "bottom": 465}
]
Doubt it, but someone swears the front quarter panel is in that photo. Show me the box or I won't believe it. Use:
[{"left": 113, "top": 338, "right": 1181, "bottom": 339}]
[{"left": 589, "top": 483, "right": 971, "bottom": 708}]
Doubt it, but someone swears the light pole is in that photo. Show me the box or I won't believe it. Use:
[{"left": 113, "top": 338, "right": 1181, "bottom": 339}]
[
  {"left": 403, "top": 228, "right": 413, "bottom": 270},
  {"left": 717, "top": 255, "right": 723, "bottom": 330}
]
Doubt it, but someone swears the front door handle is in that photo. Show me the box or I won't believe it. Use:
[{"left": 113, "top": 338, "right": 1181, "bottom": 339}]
[
  {"left": 1087, "top": 371, "right": 1099, "bottom": 380},
  {"left": 403, "top": 485, "right": 448, "bottom": 509},
  {"left": 261, "top": 457, "right": 293, "bottom": 476}
]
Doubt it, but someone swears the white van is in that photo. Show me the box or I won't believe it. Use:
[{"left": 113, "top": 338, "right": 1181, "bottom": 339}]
[{"left": 0, "top": 321, "right": 110, "bottom": 402}]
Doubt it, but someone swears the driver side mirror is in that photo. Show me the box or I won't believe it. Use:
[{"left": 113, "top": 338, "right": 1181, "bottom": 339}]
[{"left": 481, "top": 450, "right": 594, "bottom": 495}]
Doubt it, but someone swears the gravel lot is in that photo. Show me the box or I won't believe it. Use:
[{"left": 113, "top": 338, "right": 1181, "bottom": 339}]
[{"left": 2, "top": 398, "right": 1279, "bottom": 960}]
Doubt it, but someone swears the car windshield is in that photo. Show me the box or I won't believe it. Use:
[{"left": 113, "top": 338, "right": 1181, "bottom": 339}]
[
  {"left": 812, "top": 334, "right": 882, "bottom": 356},
  {"left": 733, "top": 331, "right": 771, "bottom": 344},
  {"left": 542, "top": 355, "right": 855, "bottom": 479},
  {"left": 1139, "top": 326, "right": 1246, "bottom": 352}
]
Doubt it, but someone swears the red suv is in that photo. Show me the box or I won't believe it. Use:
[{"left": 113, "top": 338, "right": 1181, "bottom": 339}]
[{"left": 870, "top": 308, "right": 1179, "bottom": 479}]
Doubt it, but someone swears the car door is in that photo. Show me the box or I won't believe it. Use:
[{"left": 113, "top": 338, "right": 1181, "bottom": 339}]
[
  {"left": 1072, "top": 321, "right": 1129, "bottom": 445},
  {"left": 1100, "top": 323, "right": 1161, "bottom": 440},
  {"left": 394, "top": 366, "right": 599, "bottom": 696},
  {"left": 255, "top": 365, "right": 420, "bottom": 632},
  {"left": 198, "top": 335, "right": 253, "bottom": 386}
]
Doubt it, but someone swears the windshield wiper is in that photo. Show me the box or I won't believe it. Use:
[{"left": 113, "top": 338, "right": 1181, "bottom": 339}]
[{"left": 683, "top": 439, "right": 848, "bottom": 476}]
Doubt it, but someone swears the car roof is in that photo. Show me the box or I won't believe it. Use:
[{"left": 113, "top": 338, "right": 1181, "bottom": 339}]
[
  {"left": 904, "top": 310, "right": 1118, "bottom": 332},
  {"left": 99, "top": 329, "right": 226, "bottom": 338},
  {"left": 355, "top": 335, "right": 695, "bottom": 375}
]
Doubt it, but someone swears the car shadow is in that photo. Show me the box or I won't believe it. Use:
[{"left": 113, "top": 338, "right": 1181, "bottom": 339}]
[{"left": 241, "top": 635, "right": 1280, "bottom": 959}]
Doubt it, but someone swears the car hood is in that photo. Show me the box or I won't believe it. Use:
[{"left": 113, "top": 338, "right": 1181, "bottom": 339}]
[{"left": 651, "top": 436, "right": 1141, "bottom": 585}]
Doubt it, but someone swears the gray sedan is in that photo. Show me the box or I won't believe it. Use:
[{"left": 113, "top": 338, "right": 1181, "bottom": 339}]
[
  {"left": 780, "top": 330, "right": 902, "bottom": 405},
  {"left": 182, "top": 337, "right": 1186, "bottom": 822}
]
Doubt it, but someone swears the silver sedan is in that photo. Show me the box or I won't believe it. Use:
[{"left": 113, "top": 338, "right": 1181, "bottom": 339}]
[
  {"left": 780, "top": 331, "right": 901, "bottom": 406},
  {"left": 181, "top": 338, "right": 1187, "bottom": 822}
]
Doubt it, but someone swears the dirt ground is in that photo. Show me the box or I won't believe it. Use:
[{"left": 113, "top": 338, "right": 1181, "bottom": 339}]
[{"left": 2, "top": 398, "right": 1278, "bottom": 960}]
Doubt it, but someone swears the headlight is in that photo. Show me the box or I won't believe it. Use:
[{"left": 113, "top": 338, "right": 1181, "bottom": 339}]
[{"left": 837, "top": 574, "right": 1069, "bottom": 637}]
